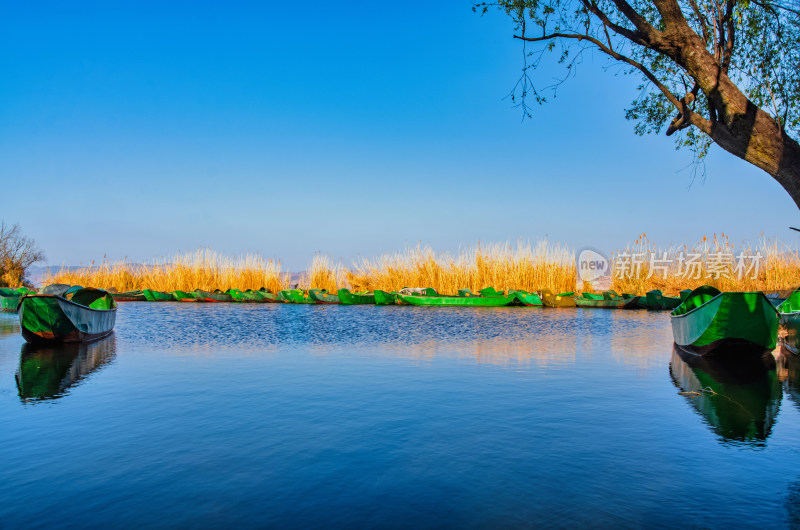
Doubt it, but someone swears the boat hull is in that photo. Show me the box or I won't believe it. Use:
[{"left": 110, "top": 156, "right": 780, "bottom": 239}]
[
  {"left": 111, "top": 291, "right": 146, "bottom": 302},
  {"left": 142, "top": 289, "right": 175, "bottom": 301},
  {"left": 18, "top": 294, "right": 116, "bottom": 345},
  {"left": 671, "top": 287, "right": 778, "bottom": 355},
  {"left": 539, "top": 290, "right": 576, "bottom": 308},
  {"left": 373, "top": 290, "right": 399, "bottom": 305},
  {"left": 575, "top": 297, "right": 638, "bottom": 309},
  {"left": 308, "top": 289, "right": 341, "bottom": 304},
  {"left": 337, "top": 289, "right": 375, "bottom": 305},
  {"left": 396, "top": 294, "right": 514, "bottom": 307},
  {"left": 193, "top": 290, "right": 234, "bottom": 302}
]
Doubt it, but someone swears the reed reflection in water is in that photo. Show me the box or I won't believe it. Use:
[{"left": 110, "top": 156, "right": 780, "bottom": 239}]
[
  {"left": 15, "top": 335, "right": 117, "bottom": 402},
  {"left": 669, "top": 344, "right": 782, "bottom": 447}
]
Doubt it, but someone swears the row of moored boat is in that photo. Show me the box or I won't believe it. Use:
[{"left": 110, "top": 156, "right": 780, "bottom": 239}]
[{"left": 3, "top": 284, "right": 800, "bottom": 357}]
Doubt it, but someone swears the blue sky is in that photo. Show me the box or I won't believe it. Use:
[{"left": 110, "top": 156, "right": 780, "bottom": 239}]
[{"left": 1, "top": 1, "right": 797, "bottom": 270}]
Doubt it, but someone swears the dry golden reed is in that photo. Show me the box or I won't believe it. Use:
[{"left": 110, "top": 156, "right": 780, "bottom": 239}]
[
  {"left": 610, "top": 233, "right": 800, "bottom": 295},
  {"left": 41, "top": 235, "right": 800, "bottom": 296},
  {"left": 344, "top": 240, "right": 576, "bottom": 295},
  {"left": 44, "top": 249, "right": 290, "bottom": 293}
]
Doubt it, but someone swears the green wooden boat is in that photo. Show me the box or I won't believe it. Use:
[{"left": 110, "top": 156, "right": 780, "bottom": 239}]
[
  {"left": 193, "top": 289, "right": 234, "bottom": 302},
  {"left": 669, "top": 343, "right": 781, "bottom": 444},
  {"left": 396, "top": 292, "right": 514, "bottom": 307},
  {"left": 142, "top": 289, "right": 175, "bottom": 301},
  {"left": 308, "top": 289, "right": 341, "bottom": 304},
  {"left": 18, "top": 287, "right": 117, "bottom": 345},
  {"left": 228, "top": 289, "right": 265, "bottom": 302},
  {"left": 172, "top": 290, "right": 197, "bottom": 302},
  {"left": 644, "top": 289, "right": 682, "bottom": 310},
  {"left": 508, "top": 289, "right": 543, "bottom": 306},
  {"left": 16, "top": 338, "right": 116, "bottom": 401},
  {"left": 254, "top": 289, "right": 283, "bottom": 303},
  {"left": 574, "top": 291, "right": 638, "bottom": 309},
  {"left": 337, "top": 289, "right": 375, "bottom": 305},
  {"left": 777, "top": 289, "right": 800, "bottom": 354},
  {"left": 538, "top": 289, "right": 577, "bottom": 308},
  {"left": 279, "top": 289, "right": 315, "bottom": 304},
  {"left": 110, "top": 290, "right": 146, "bottom": 302},
  {"left": 0, "top": 287, "right": 23, "bottom": 313},
  {"left": 670, "top": 286, "right": 779, "bottom": 355},
  {"left": 374, "top": 290, "right": 398, "bottom": 305}
]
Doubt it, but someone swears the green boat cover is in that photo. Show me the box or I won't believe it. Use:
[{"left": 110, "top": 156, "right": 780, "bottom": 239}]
[
  {"left": 670, "top": 286, "right": 778, "bottom": 352},
  {"left": 18, "top": 288, "right": 117, "bottom": 344}
]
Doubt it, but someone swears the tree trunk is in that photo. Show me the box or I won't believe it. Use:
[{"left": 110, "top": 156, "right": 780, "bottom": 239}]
[{"left": 658, "top": 27, "right": 800, "bottom": 208}]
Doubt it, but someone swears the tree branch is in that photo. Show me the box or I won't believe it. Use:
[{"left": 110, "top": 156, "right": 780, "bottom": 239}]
[{"left": 513, "top": 32, "right": 713, "bottom": 135}]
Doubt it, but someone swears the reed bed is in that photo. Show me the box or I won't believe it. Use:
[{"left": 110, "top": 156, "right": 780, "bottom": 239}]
[
  {"left": 300, "top": 254, "right": 346, "bottom": 292},
  {"left": 344, "top": 240, "right": 576, "bottom": 295},
  {"left": 40, "top": 236, "right": 800, "bottom": 296},
  {"left": 610, "top": 234, "right": 800, "bottom": 295},
  {"left": 44, "top": 249, "right": 290, "bottom": 293}
]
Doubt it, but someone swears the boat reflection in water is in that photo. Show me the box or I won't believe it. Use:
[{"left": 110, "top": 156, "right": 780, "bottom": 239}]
[
  {"left": 669, "top": 343, "right": 781, "bottom": 446},
  {"left": 15, "top": 334, "right": 117, "bottom": 402},
  {"left": 777, "top": 346, "right": 800, "bottom": 412}
]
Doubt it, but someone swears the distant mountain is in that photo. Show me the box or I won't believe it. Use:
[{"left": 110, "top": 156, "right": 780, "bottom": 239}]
[
  {"left": 26, "top": 265, "right": 309, "bottom": 288},
  {"left": 25, "top": 265, "right": 80, "bottom": 287}
]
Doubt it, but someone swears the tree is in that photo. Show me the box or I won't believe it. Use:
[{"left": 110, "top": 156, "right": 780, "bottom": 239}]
[
  {"left": 0, "top": 222, "right": 45, "bottom": 287},
  {"left": 477, "top": 0, "right": 800, "bottom": 207}
]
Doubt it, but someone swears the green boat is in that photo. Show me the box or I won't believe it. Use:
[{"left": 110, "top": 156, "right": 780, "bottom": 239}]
[
  {"left": 479, "top": 287, "right": 504, "bottom": 296},
  {"left": 670, "top": 286, "right": 779, "bottom": 355},
  {"left": 337, "top": 289, "right": 375, "bottom": 305},
  {"left": 0, "top": 287, "right": 23, "bottom": 313},
  {"left": 279, "top": 289, "right": 315, "bottom": 304},
  {"left": 255, "top": 289, "right": 283, "bottom": 303},
  {"left": 643, "top": 289, "right": 682, "bottom": 310},
  {"left": 777, "top": 289, "right": 800, "bottom": 354},
  {"left": 574, "top": 291, "right": 638, "bottom": 309},
  {"left": 396, "top": 292, "right": 514, "bottom": 307},
  {"left": 142, "top": 289, "right": 175, "bottom": 301},
  {"left": 172, "top": 290, "right": 197, "bottom": 302},
  {"left": 308, "top": 289, "right": 341, "bottom": 304},
  {"left": 508, "top": 289, "right": 543, "bottom": 306},
  {"left": 538, "top": 289, "right": 577, "bottom": 308},
  {"left": 669, "top": 343, "right": 781, "bottom": 444},
  {"left": 16, "top": 338, "right": 116, "bottom": 401},
  {"left": 110, "top": 290, "right": 147, "bottom": 302},
  {"left": 374, "top": 290, "right": 398, "bottom": 305},
  {"left": 228, "top": 289, "right": 266, "bottom": 302},
  {"left": 193, "top": 289, "right": 234, "bottom": 302},
  {"left": 18, "top": 286, "right": 117, "bottom": 345}
]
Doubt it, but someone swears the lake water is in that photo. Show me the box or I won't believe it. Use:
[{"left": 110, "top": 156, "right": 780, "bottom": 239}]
[{"left": 1, "top": 303, "right": 800, "bottom": 528}]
